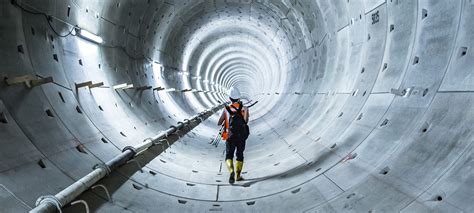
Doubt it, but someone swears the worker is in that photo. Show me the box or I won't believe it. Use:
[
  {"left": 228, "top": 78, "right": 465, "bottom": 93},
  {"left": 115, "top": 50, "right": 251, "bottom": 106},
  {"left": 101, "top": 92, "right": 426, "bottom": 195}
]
[{"left": 218, "top": 87, "right": 250, "bottom": 184}]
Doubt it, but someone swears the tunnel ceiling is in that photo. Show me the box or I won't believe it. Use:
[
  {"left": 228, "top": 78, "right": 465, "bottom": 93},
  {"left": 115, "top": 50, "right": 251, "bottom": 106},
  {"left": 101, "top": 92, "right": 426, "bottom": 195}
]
[{"left": 1, "top": 0, "right": 473, "bottom": 212}]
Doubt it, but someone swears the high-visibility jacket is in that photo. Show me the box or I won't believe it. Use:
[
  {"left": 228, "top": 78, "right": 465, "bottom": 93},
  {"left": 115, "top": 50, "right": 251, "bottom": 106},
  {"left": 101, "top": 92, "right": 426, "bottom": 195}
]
[{"left": 221, "top": 102, "right": 249, "bottom": 140}]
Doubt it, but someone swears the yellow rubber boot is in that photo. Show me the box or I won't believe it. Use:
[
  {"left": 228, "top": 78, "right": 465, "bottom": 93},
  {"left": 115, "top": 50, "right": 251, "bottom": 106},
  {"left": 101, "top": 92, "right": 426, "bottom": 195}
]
[
  {"left": 236, "top": 161, "right": 244, "bottom": 181},
  {"left": 226, "top": 159, "right": 235, "bottom": 184}
]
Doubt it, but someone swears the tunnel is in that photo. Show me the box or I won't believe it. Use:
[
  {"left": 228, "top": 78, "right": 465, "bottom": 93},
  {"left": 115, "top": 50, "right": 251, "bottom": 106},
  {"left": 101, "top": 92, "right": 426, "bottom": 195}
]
[{"left": 1, "top": 0, "right": 473, "bottom": 212}]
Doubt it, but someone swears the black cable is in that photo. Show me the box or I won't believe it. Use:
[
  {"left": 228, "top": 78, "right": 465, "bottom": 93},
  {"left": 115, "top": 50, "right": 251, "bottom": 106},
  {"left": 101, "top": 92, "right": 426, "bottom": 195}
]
[
  {"left": 11, "top": 0, "right": 76, "bottom": 38},
  {"left": 46, "top": 17, "right": 76, "bottom": 38}
]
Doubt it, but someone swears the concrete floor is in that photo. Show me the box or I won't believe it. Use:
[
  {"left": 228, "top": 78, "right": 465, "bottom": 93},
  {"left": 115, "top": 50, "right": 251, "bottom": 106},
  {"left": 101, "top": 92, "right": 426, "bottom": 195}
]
[{"left": 1, "top": 0, "right": 473, "bottom": 212}]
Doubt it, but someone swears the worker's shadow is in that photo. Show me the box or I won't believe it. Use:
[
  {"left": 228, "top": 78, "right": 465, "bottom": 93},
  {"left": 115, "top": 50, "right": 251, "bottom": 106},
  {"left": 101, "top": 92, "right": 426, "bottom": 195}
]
[{"left": 233, "top": 146, "right": 337, "bottom": 188}]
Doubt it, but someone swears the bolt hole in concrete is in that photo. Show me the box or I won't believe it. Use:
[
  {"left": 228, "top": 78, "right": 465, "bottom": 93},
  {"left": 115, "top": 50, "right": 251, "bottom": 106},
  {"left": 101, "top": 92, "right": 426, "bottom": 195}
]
[
  {"left": 346, "top": 192, "right": 356, "bottom": 199},
  {"left": 37, "top": 159, "right": 46, "bottom": 168},
  {"left": 58, "top": 91, "right": 65, "bottom": 103},
  {"left": 413, "top": 56, "right": 419, "bottom": 64},
  {"left": 421, "top": 122, "right": 430, "bottom": 133},
  {"left": 45, "top": 109, "right": 54, "bottom": 117},
  {"left": 0, "top": 112, "right": 8, "bottom": 123},
  {"left": 100, "top": 138, "right": 108, "bottom": 143},
  {"left": 246, "top": 201, "right": 256, "bottom": 206},
  {"left": 132, "top": 184, "right": 142, "bottom": 190},
  {"left": 291, "top": 188, "right": 301, "bottom": 194},
  {"left": 380, "top": 119, "right": 389, "bottom": 127},
  {"left": 352, "top": 89, "right": 359, "bottom": 96},
  {"left": 178, "top": 199, "right": 187, "bottom": 204},
  {"left": 422, "top": 8, "right": 428, "bottom": 19},
  {"left": 342, "top": 153, "right": 358, "bottom": 163},
  {"left": 76, "top": 106, "right": 82, "bottom": 114},
  {"left": 76, "top": 145, "right": 87, "bottom": 154},
  {"left": 17, "top": 45, "right": 24, "bottom": 53},
  {"left": 422, "top": 88, "right": 429, "bottom": 97},
  {"left": 459, "top": 47, "right": 468, "bottom": 57},
  {"left": 379, "top": 166, "right": 390, "bottom": 175},
  {"left": 436, "top": 196, "right": 443, "bottom": 201}
]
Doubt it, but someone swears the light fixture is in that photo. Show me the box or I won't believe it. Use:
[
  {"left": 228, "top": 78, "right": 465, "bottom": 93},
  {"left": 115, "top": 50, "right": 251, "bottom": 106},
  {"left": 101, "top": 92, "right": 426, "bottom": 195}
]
[{"left": 76, "top": 28, "right": 103, "bottom": 44}]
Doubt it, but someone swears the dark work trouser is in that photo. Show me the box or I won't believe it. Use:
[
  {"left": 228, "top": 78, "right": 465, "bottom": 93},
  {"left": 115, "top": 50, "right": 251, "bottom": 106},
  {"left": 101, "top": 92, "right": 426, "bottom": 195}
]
[{"left": 225, "top": 138, "right": 246, "bottom": 161}]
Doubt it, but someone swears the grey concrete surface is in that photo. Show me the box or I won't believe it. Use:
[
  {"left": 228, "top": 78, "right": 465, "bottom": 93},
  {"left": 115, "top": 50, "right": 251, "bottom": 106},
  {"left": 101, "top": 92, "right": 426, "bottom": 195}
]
[{"left": 0, "top": 0, "right": 473, "bottom": 212}]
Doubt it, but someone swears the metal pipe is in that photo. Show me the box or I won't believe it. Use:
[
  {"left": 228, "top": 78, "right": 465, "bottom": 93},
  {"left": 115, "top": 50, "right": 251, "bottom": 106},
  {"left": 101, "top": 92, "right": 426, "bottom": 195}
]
[{"left": 30, "top": 104, "right": 224, "bottom": 213}]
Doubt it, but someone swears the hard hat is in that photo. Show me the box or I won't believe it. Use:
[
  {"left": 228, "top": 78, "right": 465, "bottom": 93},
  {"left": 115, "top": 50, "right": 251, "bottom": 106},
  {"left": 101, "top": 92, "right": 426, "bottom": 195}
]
[{"left": 228, "top": 87, "right": 241, "bottom": 99}]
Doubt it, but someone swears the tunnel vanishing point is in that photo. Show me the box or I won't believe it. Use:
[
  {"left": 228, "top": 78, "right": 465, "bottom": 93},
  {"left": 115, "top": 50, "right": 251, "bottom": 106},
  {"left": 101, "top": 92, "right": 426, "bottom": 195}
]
[{"left": 1, "top": 0, "right": 473, "bottom": 212}]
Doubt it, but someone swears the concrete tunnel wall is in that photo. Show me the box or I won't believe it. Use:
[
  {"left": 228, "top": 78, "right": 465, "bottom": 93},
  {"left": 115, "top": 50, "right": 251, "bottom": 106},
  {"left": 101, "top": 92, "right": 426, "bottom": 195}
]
[{"left": 0, "top": 0, "right": 473, "bottom": 212}]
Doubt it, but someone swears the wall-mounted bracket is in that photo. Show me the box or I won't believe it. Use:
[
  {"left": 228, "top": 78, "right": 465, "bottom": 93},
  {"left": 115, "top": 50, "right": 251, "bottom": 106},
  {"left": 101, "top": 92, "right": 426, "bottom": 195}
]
[
  {"left": 5, "top": 75, "right": 53, "bottom": 88},
  {"left": 88, "top": 82, "right": 104, "bottom": 89},
  {"left": 113, "top": 83, "right": 134, "bottom": 90},
  {"left": 30, "top": 77, "right": 53, "bottom": 87},
  {"left": 75, "top": 81, "right": 93, "bottom": 89},
  {"left": 5, "top": 74, "right": 35, "bottom": 86}
]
